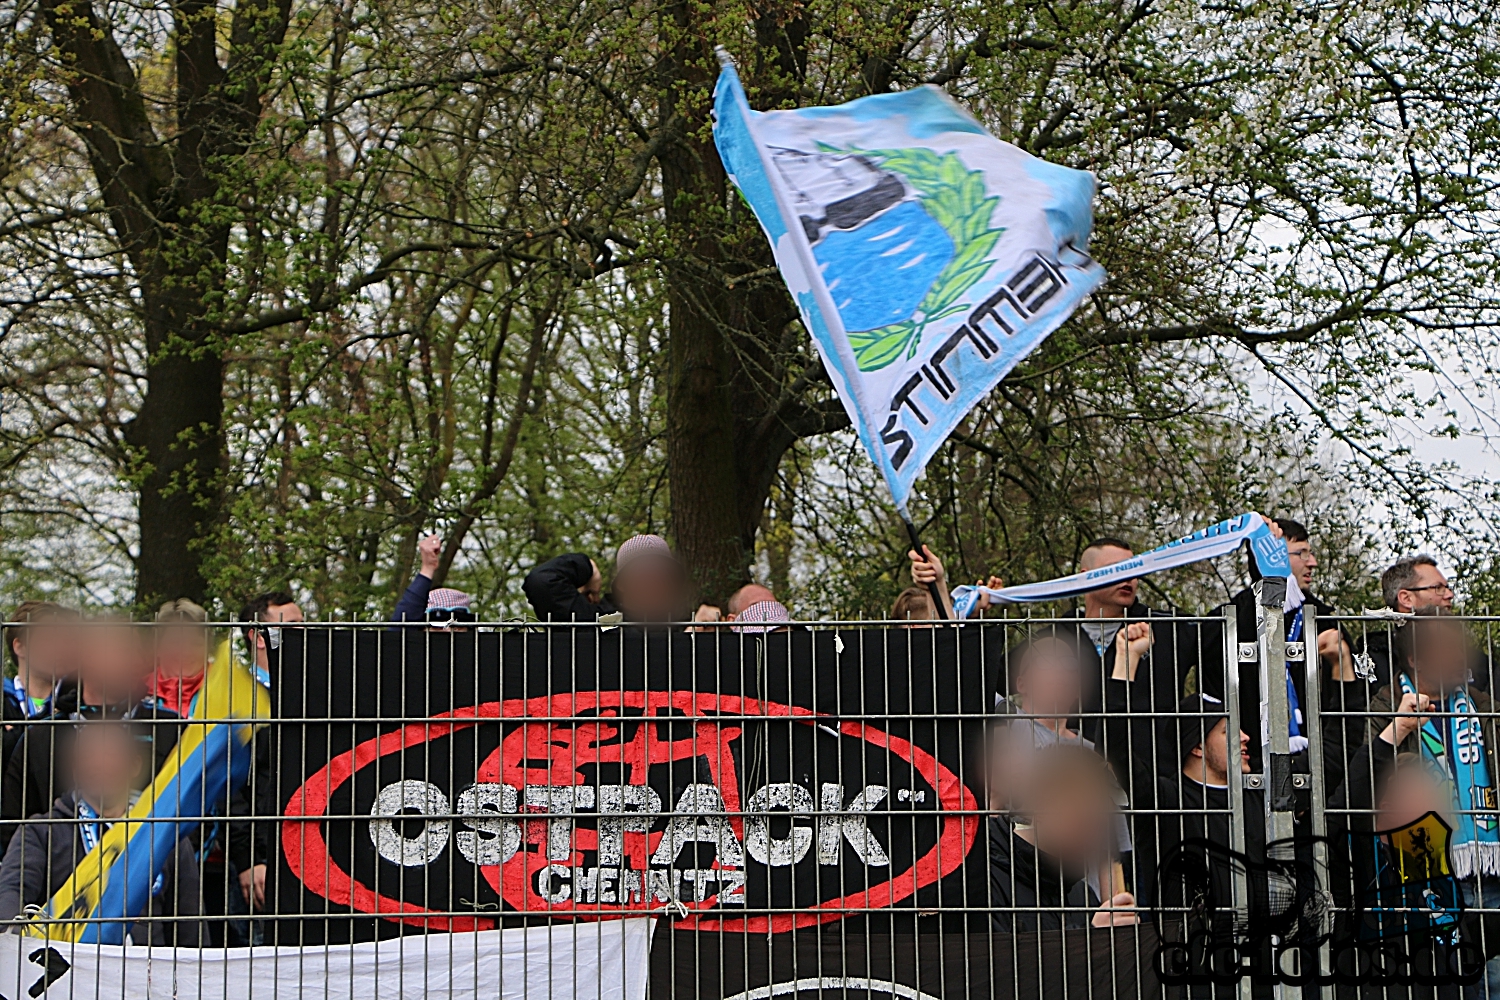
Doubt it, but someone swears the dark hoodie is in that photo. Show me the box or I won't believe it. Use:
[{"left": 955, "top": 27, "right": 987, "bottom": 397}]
[
  {"left": 0, "top": 698, "right": 183, "bottom": 854},
  {"left": 988, "top": 815, "right": 1099, "bottom": 932},
  {"left": 0, "top": 792, "right": 202, "bottom": 945},
  {"left": 522, "top": 553, "right": 618, "bottom": 621}
]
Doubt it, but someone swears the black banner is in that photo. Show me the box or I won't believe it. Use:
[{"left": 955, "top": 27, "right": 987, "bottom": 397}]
[{"left": 267, "top": 627, "right": 1000, "bottom": 943}]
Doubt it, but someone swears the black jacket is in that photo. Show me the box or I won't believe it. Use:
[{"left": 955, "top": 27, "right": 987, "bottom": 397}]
[
  {"left": 1, "top": 680, "right": 76, "bottom": 778},
  {"left": 1038, "top": 604, "right": 1206, "bottom": 803},
  {"left": 0, "top": 698, "right": 183, "bottom": 854},
  {"left": 522, "top": 553, "right": 617, "bottom": 621},
  {"left": 1131, "top": 771, "right": 1265, "bottom": 911},
  {"left": 987, "top": 815, "right": 1098, "bottom": 932},
  {"left": 0, "top": 792, "right": 202, "bottom": 945}
]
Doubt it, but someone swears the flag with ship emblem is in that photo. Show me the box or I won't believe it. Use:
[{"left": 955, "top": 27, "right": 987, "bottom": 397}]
[{"left": 711, "top": 49, "right": 1106, "bottom": 513}]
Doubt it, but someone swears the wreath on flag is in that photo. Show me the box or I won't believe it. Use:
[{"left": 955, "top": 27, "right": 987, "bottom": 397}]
[{"left": 819, "top": 146, "right": 1006, "bottom": 372}]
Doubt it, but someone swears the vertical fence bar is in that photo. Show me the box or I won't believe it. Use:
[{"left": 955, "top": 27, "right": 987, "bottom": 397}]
[
  {"left": 1222, "top": 603, "right": 1253, "bottom": 1000},
  {"left": 1300, "top": 606, "right": 1333, "bottom": 999}
]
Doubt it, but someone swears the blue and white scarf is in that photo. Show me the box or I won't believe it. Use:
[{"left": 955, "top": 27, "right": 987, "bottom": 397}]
[
  {"left": 1399, "top": 673, "right": 1500, "bottom": 878},
  {"left": 952, "top": 512, "right": 1300, "bottom": 616},
  {"left": 77, "top": 796, "right": 165, "bottom": 897}
]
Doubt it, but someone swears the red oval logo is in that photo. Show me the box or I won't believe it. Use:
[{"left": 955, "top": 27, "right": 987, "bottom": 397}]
[{"left": 283, "top": 691, "right": 977, "bottom": 932}]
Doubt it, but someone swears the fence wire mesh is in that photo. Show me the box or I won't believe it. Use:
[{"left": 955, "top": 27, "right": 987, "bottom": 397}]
[{"left": 0, "top": 612, "right": 1495, "bottom": 999}]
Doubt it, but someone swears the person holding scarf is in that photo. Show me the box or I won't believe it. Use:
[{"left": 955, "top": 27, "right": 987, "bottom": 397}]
[
  {"left": 1200, "top": 518, "right": 1358, "bottom": 790},
  {"left": 1368, "top": 607, "right": 1500, "bottom": 997}
]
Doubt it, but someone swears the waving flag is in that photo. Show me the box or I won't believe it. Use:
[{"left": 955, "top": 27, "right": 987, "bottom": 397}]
[
  {"left": 28, "top": 638, "right": 267, "bottom": 944},
  {"left": 711, "top": 50, "right": 1106, "bottom": 513}
]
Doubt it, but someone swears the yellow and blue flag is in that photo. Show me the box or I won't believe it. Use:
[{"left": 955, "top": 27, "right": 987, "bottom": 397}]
[{"left": 27, "top": 637, "right": 268, "bottom": 944}]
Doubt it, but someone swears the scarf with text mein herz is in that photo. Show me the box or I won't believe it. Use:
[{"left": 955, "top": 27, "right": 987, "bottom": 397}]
[{"left": 1399, "top": 673, "right": 1500, "bottom": 878}]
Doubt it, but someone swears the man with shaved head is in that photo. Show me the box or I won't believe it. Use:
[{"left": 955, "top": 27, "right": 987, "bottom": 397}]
[
  {"left": 1031, "top": 536, "right": 1206, "bottom": 804},
  {"left": 727, "top": 584, "right": 776, "bottom": 620}
]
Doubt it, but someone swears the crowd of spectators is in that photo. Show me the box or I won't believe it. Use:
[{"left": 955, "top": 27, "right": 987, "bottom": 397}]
[{"left": 0, "top": 520, "right": 1494, "bottom": 971}]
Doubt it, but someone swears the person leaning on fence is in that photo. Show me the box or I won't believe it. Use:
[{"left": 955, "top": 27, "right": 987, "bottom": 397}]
[
  {"left": 995, "top": 636, "right": 1134, "bottom": 896},
  {"left": 522, "top": 544, "right": 619, "bottom": 622},
  {"left": 608, "top": 535, "right": 692, "bottom": 624},
  {"left": 238, "top": 591, "right": 303, "bottom": 687},
  {"left": 691, "top": 583, "right": 780, "bottom": 631},
  {"left": 0, "top": 615, "right": 183, "bottom": 855},
  {"left": 1365, "top": 610, "right": 1500, "bottom": 912},
  {"left": 2, "top": 601, "right": 82, "bottom": 774},
  {"left": 0, "top": 719, "right": 202, "bottom": 945},
  {"left": 1035, "top": 537, "right": 1207, "bottom": 802},
  {"left": 727, "top": 584, "right": 775, "bottom": 621},
  {"left": 986, "top": 740, "right": 1139, "bottom": 932}
]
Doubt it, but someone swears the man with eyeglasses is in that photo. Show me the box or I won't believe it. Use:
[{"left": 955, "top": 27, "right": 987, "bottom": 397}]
[
  {"left": 1357, "top": 555, "right": 1489, "bottom": 694},
  {"left": 1200, "top": 518, "right": 1358, "bottom": 789}
]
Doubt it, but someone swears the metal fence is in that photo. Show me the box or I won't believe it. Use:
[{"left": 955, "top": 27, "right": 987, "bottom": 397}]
[{"left": 0, "top": 609, "right": 1496, "bottom": 998}]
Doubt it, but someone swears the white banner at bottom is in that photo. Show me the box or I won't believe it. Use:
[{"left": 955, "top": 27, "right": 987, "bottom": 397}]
[{"left": 0, "top": 919, "right": 655, "bottom": 1000}]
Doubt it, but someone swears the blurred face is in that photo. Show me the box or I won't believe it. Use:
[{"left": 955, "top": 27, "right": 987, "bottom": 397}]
[
  {"left": 613, "top": 555, "right": 689, "bottom": 623},
  {"left": 155, "top": 623, "right": 211, "bottom": 678},
  {"left": 1015, "top": 639, "right": 1081, "bottom": 718},
  {"left": 1377, "top": 761, "right": 1451, "bottom": 833},
  {"left": 1285, "top": 538, "right": 1317, "bottom": 590},
  {"left": 1399, "top": 564, "right": 1454, "bottom": 613},
  {"left": 17, "top": 618, "right": 83, "bottom": 682},
  {"left": 72, "top": 723, "right": 143, "bottom": 810},
  {"left": 1080, "top": 545, "right": 1137, "bottom": 613},
  {"left": 1027, "top": 767, "right": 1117, "bottom": 874},
  {"left": 1409, "top": 619, "right": 1471, "bottom": 693},
  {"left": 80, "top": 621, "right": 150, "bottom": 705}
]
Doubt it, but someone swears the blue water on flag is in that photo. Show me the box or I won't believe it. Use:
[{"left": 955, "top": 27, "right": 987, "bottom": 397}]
[{"left": 813, "top": 200, "right": 953, "bottom": 332}]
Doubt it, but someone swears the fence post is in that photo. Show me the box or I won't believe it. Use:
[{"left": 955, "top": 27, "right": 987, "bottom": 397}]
[
  {"left": 1257, "top": 575, "right": 1298, "bottom": 999},
  {"left": 1257, "top": 576, "right": 1294, "bottom": 840}
]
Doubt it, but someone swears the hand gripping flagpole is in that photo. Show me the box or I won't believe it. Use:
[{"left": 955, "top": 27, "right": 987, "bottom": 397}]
[{"left": 902, "top": 517, "right": 951, "bottom": 621}]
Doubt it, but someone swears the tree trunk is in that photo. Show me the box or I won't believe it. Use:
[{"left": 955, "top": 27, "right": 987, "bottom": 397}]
[
  {"left": 128, "top": 298, "right": 225, "bottom": 606},
  {"left": 37, "top": 0, "right": 288, "bottom": 606},
  {"left": 658, "top": 6, "right": 835, "bottom": 605},
  {"left": 660, "top": 168, "right": 747, "bottom": 601}
]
